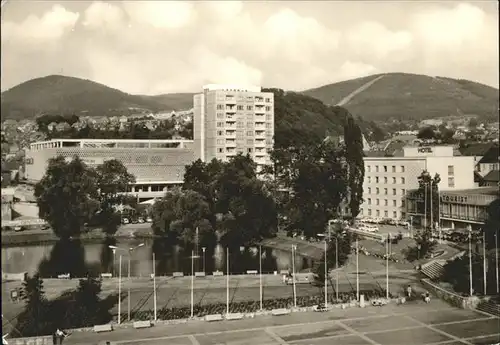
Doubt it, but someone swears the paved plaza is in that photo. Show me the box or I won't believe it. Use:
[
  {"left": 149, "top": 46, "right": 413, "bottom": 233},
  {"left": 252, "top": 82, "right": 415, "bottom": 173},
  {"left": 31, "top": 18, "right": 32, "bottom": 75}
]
[{"left": 63, "top": 299, "right": 500, "bottom": 345}]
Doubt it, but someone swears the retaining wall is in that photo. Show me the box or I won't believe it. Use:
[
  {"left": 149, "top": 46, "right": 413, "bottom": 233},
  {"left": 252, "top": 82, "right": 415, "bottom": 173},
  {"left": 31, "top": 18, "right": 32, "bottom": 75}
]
[{"left": 421, "top": 278, "right": 480, "bottom": 309}]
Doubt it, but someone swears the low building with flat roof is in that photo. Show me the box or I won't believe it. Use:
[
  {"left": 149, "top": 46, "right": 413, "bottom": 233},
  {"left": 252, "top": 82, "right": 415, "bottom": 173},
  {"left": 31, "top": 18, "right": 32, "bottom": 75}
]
[{"left": 25, "top": 139, "right": 196, "bottom": 201}]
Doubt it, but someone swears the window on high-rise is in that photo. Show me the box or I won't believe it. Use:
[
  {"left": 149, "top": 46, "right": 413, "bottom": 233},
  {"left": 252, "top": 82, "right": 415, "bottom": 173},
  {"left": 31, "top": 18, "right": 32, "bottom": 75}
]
[
  {"left": 401, "top": 166, "right": 405, "bottom": 173},
  {"left": 217, "top": 104, "right": 224, "bottom": 110},
  {"left": 237, "top": 105, "right": 244, "bottom": 110},
  {"left": 367, "top": 176, "right": 371, "bottom": 183},
  {"left": 392, "top": 166, "right": 396, "bottom": 173},
  {"left": 448, "top": 165, "right": 454, "bottom": 176},
  {"left": 266, "top": 123, "right": 271, "bottom": 128},
  {"left": 401, "top": 177, "right": 405, "bottom": 184},
  {"left": 266, "top": 115, "right": 272, "bottom": 120},
  {"left": 383, "top": 166, "right": 388, "bottom": 172},
  {"left": 368, "top": 187, "right": 372, "bottom": 194},
  {"left": 217, "top": 131, "right": 223, "bottom": 136},
  {"left": 392, "top": 188, "right": 396, "bottom": 195},
  {"left": 248, "top": 148, "right": 253, "bottom": 153},
  {"left": 392, "top": 177, "right": 396, "bottom": 184},
  {"left": 376, "top": 210, "right": 380, "bottom": 217},
  {"left": 368, "top": 209, "right": 372, "bottom": 216},
  {"left": 376, "top": 166, "right": 379, "bottom": 172},
  {"left": 265, "top": 98, "right": 271, "bottom": 102},
  {"left": 376, "top": 187, "right": 380, "bottom": 194},
  {"left": 367, "top": 166, "right": 371, "bottom": 173},
  {"left": 384, "top": 188, "right": 388, "bottom": 195},
  {"left": 384, "top": 211, "right": 388, "bottom": 217},
  {"left": 368, "top": 198, "right": 372, "bottom": 205},
  {"left": 393, "top": 211, "right": 397, "bottom": 218},
  {"left": 393, "top": 200, "right": 397, "bottom": 206},
  {"left": 384, "top": 177, "right": 388, "bottom": 184},
  {"left": 217, "top": 122, "right": 224, "bottom": 127},
  {"left": 218, "top": 148, "right": 223, "bottom": 153},
  {"left": 376, "top": 199, "right": 380, "bottom": 205},
  {"left": 247, "top": 139, "right": 253, "bottom": 145},
  {"left": 247, "top": 105, "right": 253, "bottom": 110},
  {"left": 265, "top": 106, "right": 271, "bottom": 111},
  {"left": 384, "top": 199, "right": 388, "bottom": 206},
  {"left": 448, "top": 177, "right": 455, "bottom": 187},
  {"left": 246, "top": 131, "right": 253, "bottom": 136},
  {"left": 375, "top": 177, "right": 379, "bottom": 183}
]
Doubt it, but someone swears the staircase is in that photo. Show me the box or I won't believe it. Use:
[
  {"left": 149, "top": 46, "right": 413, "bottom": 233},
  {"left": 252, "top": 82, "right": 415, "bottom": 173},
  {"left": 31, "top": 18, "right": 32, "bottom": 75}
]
[
  {"left": 420, "top": 261, "right": 445, "bottom": 281},
  {"left": 476, "top": 300, "right": 500, "bottom": 317}
]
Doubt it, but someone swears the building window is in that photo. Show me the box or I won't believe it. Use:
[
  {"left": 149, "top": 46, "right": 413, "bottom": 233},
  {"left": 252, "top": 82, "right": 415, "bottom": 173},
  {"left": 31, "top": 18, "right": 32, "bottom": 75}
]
[
  {"left": 247, "top": 105, "right": 253, "bottom": 110},
  {"left": 401, "top": 166, "right": 405, "bottom": 173},
  {"left": 448, "top": 165, "right": 454, "bottom": 176},
  {"left": 217, "top": 139, "right": 224, "bottom": 144},
  {"left": 247, "top": 139, "right": 253, "bottom": 145},
  {"left": 217, "top": 104, "right": 224, "bottom": 110},
  {"left": 376, "top": 199, "right": 380, "bottom": 206},
  {"left": 384, "top": 211, "right": 388, "bottom": 217},
  {"left": 247, "top": 122, "right": 254, "bottom": 128},
  {"left": 217, "top": 122, "right": 224, "bottom": 127},
  {"left": 376, "top": 188, "right": 380, "bottom": 194},
  {"left": 392, "top": 188, "right": 396, "bottom": 195},
  {"left": 265, "top": 98, "right": 271, "bottom": 102},
  {"left": 247, "top": 148, "right": 253, "bottom": 153},
  {"left": 368, "top": 187, "right": 371, "bottom": 194},
  {"left": 375, "top": 177, "right": 379, "bottom": 183},
  {"left": 401, "top": 177, "right": 405, "bottom": 184},
  {"left": 384, "top": 177, "right": 388, "bottom": 184},
  {"left": 217, "top": 113, "right": 224, "bottom": 119},
  {"left": 368, "top": 209, "right": 372, "bottom": 216},
  {"left": 217, "top": 131, "right": 223, "bottom": 136},
  {"left": 376, "top": 210, "right": 380, "bottom": 217},
  {"left": 368, "top": 176, "right": 371, "bottom": 183},
  {"left": 218, "top": 148, "right": 223, "bottom": 153},
  {"left": 384, "top": 165, "right": 388, "bottom": 172},
  {"left": 265, "top": 106, "right": 271, "bottom": 111},
  {"left": 367, "top": 166, "right": 371, "bottom": 173},
  {"left": 246, "top": 131, "right": 253, "bottom": 136},
  {"left": 237, "top": 105, "right": 244, "bottom": 110},
  {"left": 448, "top": 177, "right": 455, "bottom": 187},
  {"left": 384, "top": 199, "right": 388, "bottom": 206},
  {"left": 401, "top": 189, "right": 406, "bottom": 196},
  {"left": 368, "top": 198, "right": 372, "bottom": 205},
  {"left": 393, "top": 211, "right": 397, "bottom": 219},
  {"left": 392, "top": 166, "right": 396, "bottom": 173},
  {"left": 376, "top": 166, "right": 379, "bottom": 173},
  {"left": 393, "top": 200, "right": 397, "bottom": 207},
  {"left": 402, "top": 200, "right": 405, "bottom": 207},
  {"left": 384, "top": 188, "right": 388, "bottom": 195},
  {"left": 392, "top": 177, "right": 396, "bottom": 184}
]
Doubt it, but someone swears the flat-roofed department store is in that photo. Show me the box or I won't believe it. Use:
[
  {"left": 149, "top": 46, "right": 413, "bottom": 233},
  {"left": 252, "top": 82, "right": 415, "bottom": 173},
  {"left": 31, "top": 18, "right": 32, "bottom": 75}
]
[
  {"left": 25, "top": 139, "right": 195, "bottom": 201},
  {"left": 360, "top": 146, "right": 475, "bottom": 221}
]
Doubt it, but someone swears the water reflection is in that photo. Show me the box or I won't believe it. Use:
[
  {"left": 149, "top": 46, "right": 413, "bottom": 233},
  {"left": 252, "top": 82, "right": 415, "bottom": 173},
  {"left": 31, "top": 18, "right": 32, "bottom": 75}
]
[{"left": 2, "top": 238, "right": 314, "bottom": 278}]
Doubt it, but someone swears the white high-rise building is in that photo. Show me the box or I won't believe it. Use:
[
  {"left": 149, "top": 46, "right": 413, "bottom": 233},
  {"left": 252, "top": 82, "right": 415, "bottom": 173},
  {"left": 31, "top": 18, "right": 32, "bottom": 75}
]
[{"left": 193, "top": 84, "right": 274, "bottom": 172}]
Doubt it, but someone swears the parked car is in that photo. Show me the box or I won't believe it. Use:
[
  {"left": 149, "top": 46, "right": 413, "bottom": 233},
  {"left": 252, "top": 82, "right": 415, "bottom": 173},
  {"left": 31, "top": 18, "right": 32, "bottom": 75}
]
[
  {"left": 122, "top": 217, "right": 130, "bottom": 224},
  {"left": 146, "top": 217, "right": 153, "bottom": 223},
  {"left": 360, "top": 225, "right": 379, "bottom": 233},
  {"left": 138, "top": 217, "right": 145, "bottom": 224}
]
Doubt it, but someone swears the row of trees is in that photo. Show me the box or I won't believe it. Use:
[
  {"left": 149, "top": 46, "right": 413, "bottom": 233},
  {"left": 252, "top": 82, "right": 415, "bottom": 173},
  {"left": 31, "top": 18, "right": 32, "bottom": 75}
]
[
  {"left": 13, "top": 274, "right": 115, "bottom": 337},
  {"left": 34, "top": 157, "right": 136, "bottom": 239}
]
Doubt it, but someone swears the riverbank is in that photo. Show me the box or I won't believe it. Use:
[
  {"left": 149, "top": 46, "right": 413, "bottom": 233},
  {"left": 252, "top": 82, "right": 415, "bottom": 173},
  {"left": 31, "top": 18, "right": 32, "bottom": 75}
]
[{"left": 0, "top": 223, "right": 155, "bottom": 246}]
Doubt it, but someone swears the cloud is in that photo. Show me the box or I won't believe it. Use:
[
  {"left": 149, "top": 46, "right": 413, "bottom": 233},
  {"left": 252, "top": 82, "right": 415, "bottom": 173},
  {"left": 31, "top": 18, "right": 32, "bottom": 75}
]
[
  {"left": 1, "top": 1, "right": 498, "bottom": 94},
  {"left": 2, "top": 4, "right": 79, "bottom": 43}
]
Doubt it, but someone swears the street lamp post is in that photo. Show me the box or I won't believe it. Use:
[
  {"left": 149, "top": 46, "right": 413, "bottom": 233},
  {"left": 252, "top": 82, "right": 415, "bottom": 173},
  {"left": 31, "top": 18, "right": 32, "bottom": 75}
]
[
  {"left": 409, "top": 216, "right": 413, "bottom": 239},
  {"left": 259, "top": 245, "right": 263, "bottom": 311},
  {"left": 335, "top": 237, "right": 339, "bottom": 301},
  {"left": 202, "top": 247, "right": 206, "bottom": 273},
  {"left": 292, "top": 245, "right": 297, "bottom": 308},
  {"left": 356, "top": 238, "right": 359, "bottom": 301},
  {"left": 495, "top": 233, "right": 499, "bottom": 294},
  {"left": 109, "top": 243, "right": 145, "bottom": 322},
  {"left": 324, "top": 238, "right": 328, "bottom": 308},
  {"left": 226, "top": 248, "right": 230, "bottom": 315},
  {"left": 482, "top": 231, "right": 487, "bottom": 295},
  {"left": 153, "top": 252, "right": 157, "bottom": 322},
  {"left": 112, "top": 249, "right": 116, "bottom": 277},
  {"left": 190, "top": 250, "right": 195, "bottom": 318},
  {"left": 468, "top": 225, "right": 473, "bottom": 296},
  {"left": 118, "top": 255, "right": 122, "bottom": 324}
]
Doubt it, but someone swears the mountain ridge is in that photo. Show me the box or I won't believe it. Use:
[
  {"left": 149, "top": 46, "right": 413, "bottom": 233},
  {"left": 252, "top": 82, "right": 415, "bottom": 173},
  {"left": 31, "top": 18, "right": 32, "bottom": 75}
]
[{"left": 2, "top": 73, "right": 498, "bottom": 122}]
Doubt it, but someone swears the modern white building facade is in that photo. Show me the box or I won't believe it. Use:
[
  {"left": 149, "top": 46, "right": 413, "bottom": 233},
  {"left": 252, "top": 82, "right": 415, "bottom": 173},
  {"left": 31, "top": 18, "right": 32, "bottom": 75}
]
[
  {"left": 193, "top": 84, "right": 274, "bottom": 172},
  {"left": 25, "top": 139, "right": 195, "bottom": 201},
  {"left": 360, "top": 146, "right": 475, "bottom": 221}
]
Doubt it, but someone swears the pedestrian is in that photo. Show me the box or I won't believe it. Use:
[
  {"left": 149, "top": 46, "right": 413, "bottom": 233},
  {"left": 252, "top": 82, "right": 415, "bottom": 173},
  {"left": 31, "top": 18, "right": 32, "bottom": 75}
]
[
  {"left": 406, "top": 285, "right": 412, "bottom": 298},
  {"left": 425, "top": 292, "right": 431, "bottom": 304}
]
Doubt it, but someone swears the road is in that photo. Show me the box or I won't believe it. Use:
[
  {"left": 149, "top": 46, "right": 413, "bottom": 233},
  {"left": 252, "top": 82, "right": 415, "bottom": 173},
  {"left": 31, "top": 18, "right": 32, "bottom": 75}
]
[{"left": 52, "top": 298, "right": 500, "bottom": 345}]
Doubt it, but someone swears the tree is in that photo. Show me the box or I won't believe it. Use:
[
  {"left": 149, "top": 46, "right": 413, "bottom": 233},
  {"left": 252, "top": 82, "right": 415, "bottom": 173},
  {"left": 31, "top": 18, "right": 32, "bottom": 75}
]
[
  {"left": 417, "top": 126, "right": 436, "bottom": 140},
  {"left": 69, "top": 276, "right": 104, "bottom": 327},
  {"left": 34, "top": 156, "right": 100, "bottom": 239},
  {"left": 468, "top": 117, "right": 478, "bottom": 129},
  {"left": 94, "top": 159, "right": 136, "bottom": 235},
  {"left": 16, "top": 274, "right": 49, "bottom": 337},
  {"left": 368, "top": 122, "right": 386, "bottom": 142},
  {"left": 416, "top": 170, "right": 441, "bottom": 230},
  {"left": 344, "top": 116, "right": 365, "bottom": 221},
  {"left": 151, "top": 189, "right": 214, "bottom": 245},
  {"left": 284, "top": 141, "right": 348, "bottom": 239},
  {"left": 482, "top": 198, "right": 499, "bottom": 251}
]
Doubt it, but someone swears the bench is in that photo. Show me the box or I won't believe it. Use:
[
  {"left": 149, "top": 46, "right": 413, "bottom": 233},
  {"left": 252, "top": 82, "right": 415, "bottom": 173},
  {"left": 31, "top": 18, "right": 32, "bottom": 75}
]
[
  {"left": 172, "top": 272, "right": 184, "bottom": 278},
  {"left": 246, "top": 270, "right": 258, "bottom": 275},
  {"left": 271, "top": 308, "right": 291, "bottom": 316},
  {"left": 195, "top": 272, "right": 206, "bottom": 277},
  {"left": 100, "top": 273, "right": 112, "bottom": 279},
  {"left": 205, "top": 314, "right": 224, "bottom": 322},
  {"left": 93, "top": 324, "right": 113, "bottom": 333},
  {"left": 225, "top": 313, "right": 244, "bottom": 320},
  {"left": 133, "top": 320, "right": 152, "bottom": 329},
  {"left": 57, "top": 274, "right": 70, "bottom": 279},
  {"left": 213, "top": 271, "right": 224, "bottom": 276}
]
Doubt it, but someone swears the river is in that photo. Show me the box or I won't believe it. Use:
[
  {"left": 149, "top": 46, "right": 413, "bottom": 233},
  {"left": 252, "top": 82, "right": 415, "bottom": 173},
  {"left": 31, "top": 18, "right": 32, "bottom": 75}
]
[{"left": 1, "top": 238, "right": 315, "bottom": 278}]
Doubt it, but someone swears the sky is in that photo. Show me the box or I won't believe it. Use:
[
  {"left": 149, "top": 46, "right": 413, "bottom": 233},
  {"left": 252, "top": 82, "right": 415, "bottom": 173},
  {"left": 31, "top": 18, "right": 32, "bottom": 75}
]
[{"left": 1, "top": 1, "right": 498, "bottom": 95}]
